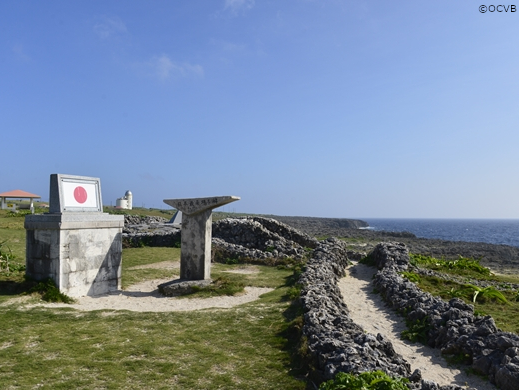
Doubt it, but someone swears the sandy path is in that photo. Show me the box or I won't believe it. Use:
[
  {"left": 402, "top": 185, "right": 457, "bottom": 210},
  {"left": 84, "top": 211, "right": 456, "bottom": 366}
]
[
  {"left": 24, "top": 277, "right": 272, "bottom": 312},
  {"left": 338, "top": 261, "right": 495, "bottom": 389},
  {"left": 20, "top": 264, "right": 269, "bottom": 312}
]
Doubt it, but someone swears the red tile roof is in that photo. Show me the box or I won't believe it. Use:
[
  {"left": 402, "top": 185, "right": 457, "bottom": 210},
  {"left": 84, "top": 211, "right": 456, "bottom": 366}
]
[{"left": 0, "top": 190, "right": 41, "bottom": 198}]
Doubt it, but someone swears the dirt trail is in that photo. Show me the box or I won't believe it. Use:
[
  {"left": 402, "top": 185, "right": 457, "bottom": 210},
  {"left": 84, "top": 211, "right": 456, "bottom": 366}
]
[{"left": 338, "top": 261, "right": 496, "bottom": 389}]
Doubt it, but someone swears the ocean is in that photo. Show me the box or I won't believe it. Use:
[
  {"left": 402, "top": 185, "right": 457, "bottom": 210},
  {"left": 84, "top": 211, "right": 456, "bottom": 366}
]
[{"left": 361, "top": 219, "right": 519, "bottom": 248}]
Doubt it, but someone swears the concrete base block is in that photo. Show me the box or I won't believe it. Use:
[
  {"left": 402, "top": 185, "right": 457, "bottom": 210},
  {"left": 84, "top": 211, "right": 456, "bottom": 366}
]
[
  {"left": 158, "top": 279, "right": 212, "bottom": 296},
  {"left": 25, "top": 213, "right": 124, "bottom": 298}
]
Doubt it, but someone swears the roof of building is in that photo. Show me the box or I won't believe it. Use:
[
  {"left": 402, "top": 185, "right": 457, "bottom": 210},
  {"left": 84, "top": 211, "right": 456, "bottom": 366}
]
[{"left": 0, "top": 189, "right": 41, "bottom": 198}]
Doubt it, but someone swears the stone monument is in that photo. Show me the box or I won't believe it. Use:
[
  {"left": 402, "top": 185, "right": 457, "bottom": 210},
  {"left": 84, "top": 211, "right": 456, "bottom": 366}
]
[
  {"left": 25, "top": 174, "right": 124, "bottom": 297},
  {"left": 159, "top": 196, "right": 239, "bottom": 295}
]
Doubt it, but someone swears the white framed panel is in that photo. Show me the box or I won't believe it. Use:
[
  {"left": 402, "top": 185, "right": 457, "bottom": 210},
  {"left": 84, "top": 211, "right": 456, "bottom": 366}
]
[{"left": 50, "top": 174, "right": 103, "bottom": 213}]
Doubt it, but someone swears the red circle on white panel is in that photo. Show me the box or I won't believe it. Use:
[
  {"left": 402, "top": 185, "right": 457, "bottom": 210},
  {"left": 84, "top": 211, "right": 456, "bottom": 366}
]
[{"left": 74, "top": 186, "right": 88, "bottom": 204}]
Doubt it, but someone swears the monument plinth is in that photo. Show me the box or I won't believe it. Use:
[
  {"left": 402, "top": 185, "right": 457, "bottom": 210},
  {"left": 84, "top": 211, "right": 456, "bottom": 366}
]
[
  {"left": 163, "top": 196, "right": 240, "bottom": 281},
  {"left": 25, "top": 174, "right": 124, "bottom": 297}
]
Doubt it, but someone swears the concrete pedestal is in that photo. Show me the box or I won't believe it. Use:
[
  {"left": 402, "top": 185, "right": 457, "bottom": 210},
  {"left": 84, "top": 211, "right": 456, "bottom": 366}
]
[
  {"left": 25, "top": 213, "right": 124, "bottom": 297},
  {"left": 179, "top": 208, "right": 213, "bottom": 280},
  {"left": 164, "top": 196, "right": 240, "bottom": 281}
]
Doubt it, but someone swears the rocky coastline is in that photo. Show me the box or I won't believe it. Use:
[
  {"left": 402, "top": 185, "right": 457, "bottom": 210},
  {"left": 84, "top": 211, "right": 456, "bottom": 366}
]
[
  {"left": 122, "top": 214, "right": 519, "bottom": 274},
  {"left": 263, "top": 215, "right": 519, "bottom": 275}
]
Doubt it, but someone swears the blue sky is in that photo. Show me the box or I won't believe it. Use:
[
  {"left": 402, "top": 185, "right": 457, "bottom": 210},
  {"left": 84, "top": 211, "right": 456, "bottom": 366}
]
[{"left": 1, "top": 1, "right": 518, "bottom": 219}]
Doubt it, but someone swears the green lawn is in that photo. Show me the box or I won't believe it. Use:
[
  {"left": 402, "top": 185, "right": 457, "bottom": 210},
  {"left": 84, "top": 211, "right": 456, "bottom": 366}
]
[
  {"left": 0, "top": 294, "right": 305, "bottom": 389},
  {"left": 0, "top": 210, "right": 306, "bottom": 389}
]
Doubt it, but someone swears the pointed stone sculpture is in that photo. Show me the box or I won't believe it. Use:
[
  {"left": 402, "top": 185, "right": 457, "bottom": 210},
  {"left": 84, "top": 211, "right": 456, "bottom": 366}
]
[{"left": 163, "top": 196, "right": 240, "bottom": 281}]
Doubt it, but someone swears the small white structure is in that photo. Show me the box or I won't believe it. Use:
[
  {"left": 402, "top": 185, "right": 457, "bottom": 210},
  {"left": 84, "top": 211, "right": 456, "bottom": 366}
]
[
  {"left": 116, "top": 190, "right": 133, "bottom": 210},
  {"left": 168, "top": 210, "right": 182, "bottom": 228}
]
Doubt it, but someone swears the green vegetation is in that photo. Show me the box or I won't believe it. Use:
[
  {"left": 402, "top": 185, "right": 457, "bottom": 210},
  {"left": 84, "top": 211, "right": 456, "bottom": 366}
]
[
  {"left": 359, "top": 253, "right": 376, "bottom": 267},
  {"left": 0, "top": 240, "right": 25, "bottom": 274},
  {"left": 104, "top": 206, "right": 175, "bottom": 219},
  {"left": 0, "top": 208, "right": 307, "bottom": 389},
  {"left": 409, "top": 253, "right": 492, "bottom": 277},
  {"left": 403, "top": 254, "right": 519, "bottom": 334},
  {"left": 360, "top": 251, "right": 518, "bottom": 334},
  {"left": 0, "top": 226, "right": 32, "bottom": 304},
  {"left": 319, "top": 371, "right": 409, "bottom": 390},
  {"left": 0, "top": 300, "right": 306, "bottom": 388},
  {"left": 401, "top": 317, "right": 430, "bottom": 343},
  {"left": 399, "top": 271, "right": 420, "bottom": 283},
  {"left": 28, "top": 278, "right": 75, "bottom": 303},
  {"left": 414, "top": 273, "right": 519, "bottom": 333}
]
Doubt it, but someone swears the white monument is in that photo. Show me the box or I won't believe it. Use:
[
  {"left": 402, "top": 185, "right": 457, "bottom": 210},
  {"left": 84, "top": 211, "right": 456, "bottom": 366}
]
[
  {"left": 25, "top": 174, "right": 124, "bottom": 297},
  {"left": 168, "top": 210, "right": 182, "bottom": 227}
]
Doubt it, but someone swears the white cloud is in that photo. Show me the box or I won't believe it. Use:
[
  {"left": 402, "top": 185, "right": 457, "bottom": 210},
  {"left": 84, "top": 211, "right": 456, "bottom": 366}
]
[
  {"left": 93, "top": 16, "right": 127, "bottom": 39},
  {"left": 147, "top": 54, "right": 204, "bottom": 81},
  {"left": 224, "top": 0, "right": 255, "bottom": 15}
]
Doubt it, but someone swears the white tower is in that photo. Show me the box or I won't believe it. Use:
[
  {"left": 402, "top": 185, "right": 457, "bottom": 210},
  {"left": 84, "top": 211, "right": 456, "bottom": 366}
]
[{"left": 125, "top": 190, "right": 133, "bottom": 210}]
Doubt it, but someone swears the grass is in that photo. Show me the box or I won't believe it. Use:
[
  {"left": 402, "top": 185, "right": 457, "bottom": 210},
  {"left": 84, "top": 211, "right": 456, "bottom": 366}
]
[
  {"left": 413, "top": 274, "right": 519, "bottom": 333},
  {"left": 409, "top": 254, "right": 493, "bottom": 279},
  {"left": 400, "top": 254, "right": 519, "bottom": 333},
  {"left": 0, "top": 209, "right": 307, "bottom": 389},
  {"left": 122, "top": 247, "right": 181, "bottom": 289},
  {"left": 0, "top": 210, "right": 26, "bottom": 261},
  {"left": 0, "top": 301, "right": 305, "bottom": 389}
]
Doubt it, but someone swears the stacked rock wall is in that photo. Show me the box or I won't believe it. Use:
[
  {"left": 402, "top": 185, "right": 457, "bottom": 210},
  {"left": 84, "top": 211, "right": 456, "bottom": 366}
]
[
  {"left": 211, "top": 217, "right": 318, "bottom": 262},
  {"left": 122, "top": 215, "right": 181, "bottom": 247},
  {"left": 123, "top": 215, "right": 169, "bottom": 225},
  {"left": 298, "top": 238, "right": 413, "bottom": 381},
  {"left": 371, "top": 242, "right": 519, "bottom": 390},
  {"left": 122, "top": 215, "right": 319, "bottom": 260}
]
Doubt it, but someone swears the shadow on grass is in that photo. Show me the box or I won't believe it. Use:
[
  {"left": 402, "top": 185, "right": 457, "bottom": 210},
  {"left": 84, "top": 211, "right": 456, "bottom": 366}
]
[{"left": 0, "top": 273, "right": 37, "bottom": 301}]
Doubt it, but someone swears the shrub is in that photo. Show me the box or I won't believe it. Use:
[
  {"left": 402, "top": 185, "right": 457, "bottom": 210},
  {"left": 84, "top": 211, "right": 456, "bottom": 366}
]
[
  {"left": 410, "top": 254, "right": 491, "bottom": 276},
  {"left": 401, "top": 317, "right": 430, "bottom": 344},
  {"left": 399, "top": 271, "right": 420, "bottom": 283},
  {"left": 28, "top": 278, "right": 75, "bottom": 303},
  {"left": 0, "top": 241, "right": 25, "bottom": 274},
  {"left": 463, "top": 284, "right": 510, "bottom": 304},
  {"left": 319, "top": 371, "right": 409, "bottom": 390}
]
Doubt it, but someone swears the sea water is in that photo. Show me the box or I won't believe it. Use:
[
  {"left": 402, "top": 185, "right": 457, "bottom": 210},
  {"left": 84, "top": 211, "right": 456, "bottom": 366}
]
[{"left": 362, "top": 219, "right": 519, "bottom": 247}]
